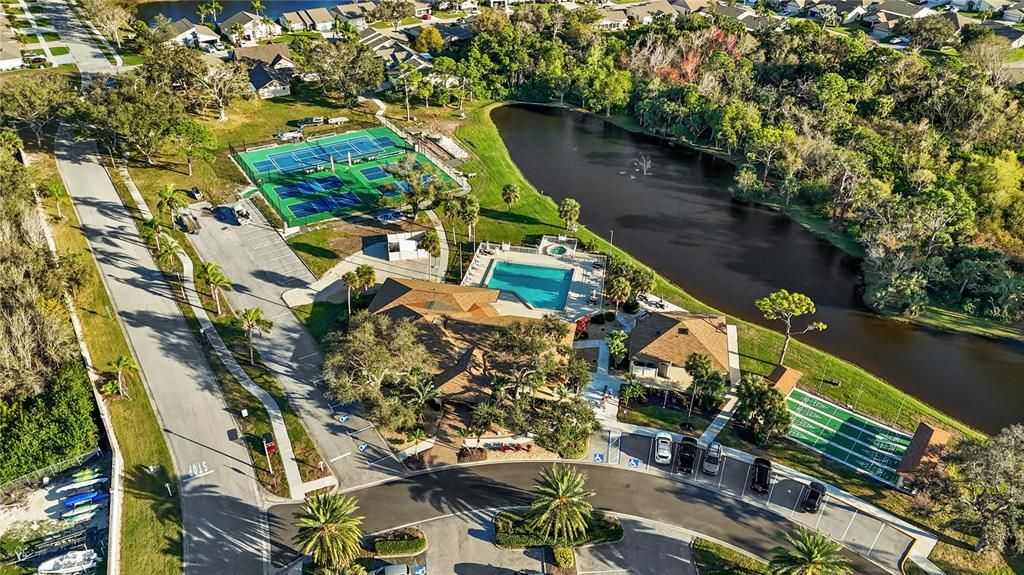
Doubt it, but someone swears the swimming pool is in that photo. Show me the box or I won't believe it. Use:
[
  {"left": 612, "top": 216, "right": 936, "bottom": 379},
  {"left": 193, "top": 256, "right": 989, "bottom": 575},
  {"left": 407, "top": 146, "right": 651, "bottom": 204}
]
[{"left": 487, "top": 262, "right": 572, "bottom": 311}]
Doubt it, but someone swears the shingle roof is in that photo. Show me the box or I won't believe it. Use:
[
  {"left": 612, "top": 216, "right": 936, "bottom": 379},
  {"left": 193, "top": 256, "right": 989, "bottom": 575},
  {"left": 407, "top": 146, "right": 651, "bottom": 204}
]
[
  {"left": 628, "top": 311, "right": 730, "bottom": 373},
  {"left": 232, "top": 43, "right": 292, "bottom": 67},
  {"left": 368, "top": 277, "right": 502, "bottom": 320},
  {"left": 220, "top": 10, "right": 261, "bottom": 29}
]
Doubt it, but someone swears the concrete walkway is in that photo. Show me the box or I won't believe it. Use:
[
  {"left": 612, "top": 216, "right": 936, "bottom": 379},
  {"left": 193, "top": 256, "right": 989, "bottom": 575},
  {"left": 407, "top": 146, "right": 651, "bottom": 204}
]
[
  {"left": 574, "top": 338, "right": 621, "bottom": 423},
  {"left": 119, "top": 168, "right": 304, "bottom": 501},
  {"left": 56, "top": 129, "right": 266, "bottom": 575}
]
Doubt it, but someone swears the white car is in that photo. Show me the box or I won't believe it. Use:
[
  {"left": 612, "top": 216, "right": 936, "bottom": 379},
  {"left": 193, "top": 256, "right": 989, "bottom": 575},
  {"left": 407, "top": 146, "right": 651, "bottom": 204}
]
[
  {"left": 371, "top": 566, "right": 410, "bottom": 575},
  {"left": 702, "top": 441, "right": 723, "bottom": 475},
  {"left": 654, "top": 432, "right": 673, "bottom": 465}
]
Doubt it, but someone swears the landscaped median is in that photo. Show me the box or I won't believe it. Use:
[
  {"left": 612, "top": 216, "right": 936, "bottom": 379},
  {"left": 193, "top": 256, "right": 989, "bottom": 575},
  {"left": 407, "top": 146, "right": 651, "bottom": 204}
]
[
  {"left": 493, "top": 511, "right": 624, "bottom": 549},
  {"left": 691, "top": 537, "right": 769, "bottom": 574},
  {"left": 368, "top": 527, "right": 429, "bottom": 557}
]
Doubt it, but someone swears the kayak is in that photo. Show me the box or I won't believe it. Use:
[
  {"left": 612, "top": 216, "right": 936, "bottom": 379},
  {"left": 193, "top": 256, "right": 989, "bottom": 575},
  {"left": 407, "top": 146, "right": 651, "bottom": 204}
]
[
  {"left": 61, "top": 504, "right": 100, "bottom": 519},
  {"left": 70, "top": 469, "right": 99, "bottom": 482},
  {"left": 62, "top": 491, "right": 107, "bottom": 508},
  {"left": 36, "top": 549, "right": 99, "bottom": 574},
  {"left": 63, "top": 512, "right": 96, "bottom": 525},
  {"left": 55, "top": 477, "right": 108, "bottom": 494}
]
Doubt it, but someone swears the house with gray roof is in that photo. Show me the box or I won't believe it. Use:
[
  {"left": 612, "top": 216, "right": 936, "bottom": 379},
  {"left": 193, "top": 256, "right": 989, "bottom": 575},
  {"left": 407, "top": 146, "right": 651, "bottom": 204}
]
[
  {"left": 280, "top": 8, "right": 335, "bottom": 33},
  {"left": 167, "top": 18, "right": 220, "bottom": 48},
  {"left": 219, "top": 11, "right": 281, "bottom": 45}
]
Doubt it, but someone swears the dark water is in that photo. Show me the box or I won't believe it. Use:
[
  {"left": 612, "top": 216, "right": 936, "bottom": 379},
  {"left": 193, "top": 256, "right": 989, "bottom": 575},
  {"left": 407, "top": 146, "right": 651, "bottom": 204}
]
[
  {"left": 492, "top": 104, "right": 1024, "bottom": 434},
  {"left": 135, "top": 0, "right": 339, "bottom": 24}
]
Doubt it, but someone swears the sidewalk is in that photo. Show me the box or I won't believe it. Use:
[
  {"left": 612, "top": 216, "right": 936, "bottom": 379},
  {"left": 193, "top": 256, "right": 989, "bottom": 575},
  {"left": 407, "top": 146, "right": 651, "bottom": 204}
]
[{"left": 117, "top": 166, "right": 305, "bottom": 501}]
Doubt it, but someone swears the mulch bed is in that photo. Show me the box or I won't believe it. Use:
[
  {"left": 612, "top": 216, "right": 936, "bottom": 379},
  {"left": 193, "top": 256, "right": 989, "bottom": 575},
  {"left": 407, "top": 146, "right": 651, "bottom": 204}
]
[
  {"left": 457, "top": 447, "right": 487, "bottom": 463},
  {"left": 403, "top": 453, "right": 427, "bottom": 471}
]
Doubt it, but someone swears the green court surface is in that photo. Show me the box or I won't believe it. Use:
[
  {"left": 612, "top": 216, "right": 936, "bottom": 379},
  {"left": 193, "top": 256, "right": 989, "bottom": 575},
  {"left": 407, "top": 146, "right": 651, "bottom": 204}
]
[
  {"left": 786, "top": 389, "right": 911, "bottom": 485},
  {"left": 234, "top": 126, "right": 456, "bottom": 227}
]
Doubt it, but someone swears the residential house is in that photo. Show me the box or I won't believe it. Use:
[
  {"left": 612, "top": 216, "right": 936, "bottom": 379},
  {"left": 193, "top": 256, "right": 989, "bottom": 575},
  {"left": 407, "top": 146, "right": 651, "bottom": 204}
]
[
  {"left": 413, "top": 0, "right": 433, "bottom": 17},
  {"left": 939, "top": 9, "right": 980, "bottom": 34},
  {"left": 709, "top": 2, "right": 778, "bottom": 30},
  {"left": 167, "top": 18, "right": 220, "bottom": 48},
  {"left": 596, "top": 9, "right": 629, "bottom": 30},
  {"left": 232, "top": 43, "right": 295, "bottom": 73},
  {"left": 628, "top": 311, "right": 732, "bottom": 389},
  {"left": 367, "top": 278, "right": 574, "bottom": 405},
  {"left": 1004, "top": 1, "right": 1024, "bottom": 21},
  {"left": 625, "top": 0, "right": 678, "bottom": 24},
  {"left": 777, "top": 0, "right": 813, "bottom": 16},
  {"left": 359, "top": 27, "right": 433, "bottom": 80},
  {"left": 279, "top": 8, "right": 335, "bottom": 33},
  {"left": 863, "top": 0, "right": 935, "bottom": 38},
  {"left": 248, "top": 63, "right": 291, "bottom": 98},
  {"left": 405, "top": 23, "right": 474, "bottom": 49},
  {"left": 332, "top": 2, "right": 378, "bottom": 30},
  {"left": 671, "top": 0, "right": 712, "bottom": 15},
  {"left": 488, "top": 0, "right": 530, "bottom": 10},
  {"left": 219, "top": 11, "right": 281, "bottom": 46},
  {"left": 951, "top": 0, "right": 1011, "bottom": 11},
  {"left": 982, "top": 19, "right": 1024, "bottom": 47},
  {"left": 807, "top": 0, "right": 873, "bottom": 23}
]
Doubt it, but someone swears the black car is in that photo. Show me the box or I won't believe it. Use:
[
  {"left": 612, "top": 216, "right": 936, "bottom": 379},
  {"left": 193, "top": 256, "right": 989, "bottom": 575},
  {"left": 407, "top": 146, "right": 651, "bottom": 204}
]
[
  {"left": 750, "top": 457, "right": 772, "bottom": 493},
  {"left": 801, "top": 481, "right": 827, "bottom": 513},
  {"left": 676, "top": 436, "right": 699, "bottom": 474}
]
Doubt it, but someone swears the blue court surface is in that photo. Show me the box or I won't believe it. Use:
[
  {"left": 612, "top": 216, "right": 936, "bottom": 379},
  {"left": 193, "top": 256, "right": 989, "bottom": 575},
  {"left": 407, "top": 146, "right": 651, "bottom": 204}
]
[
  {"left": 274, "top": 176, "right": 345, "bottom": 200},
  {"left": 252, "top": 135, "right": 396, "bottom": 174},
  {"left": 360, "top": 166, "right": 390, "bottom": 181},
  {"left": 289, "top": 192, "right": 362, "bottom": 218}
]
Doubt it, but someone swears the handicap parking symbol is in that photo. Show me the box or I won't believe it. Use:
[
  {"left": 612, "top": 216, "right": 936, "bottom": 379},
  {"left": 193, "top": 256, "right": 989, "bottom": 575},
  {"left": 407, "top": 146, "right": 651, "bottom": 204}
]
[
  {"left": 339, "top": 415, "right": 350, "bottom": 424},
  {"left": 593, "top": 453, "right": 605, "bottom": 463},
  {"left": 628, "top": 458, "right": 641, "bottom": 469},
  {"left": 413, "top": 566, "right": 426, "bottom": 575},
  {"left": 358, "top": 443, "right": 369, "bottom": 453}
]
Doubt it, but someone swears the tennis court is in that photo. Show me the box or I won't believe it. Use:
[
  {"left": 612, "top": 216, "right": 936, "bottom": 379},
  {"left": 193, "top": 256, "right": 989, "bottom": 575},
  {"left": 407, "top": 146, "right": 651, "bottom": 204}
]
[
  {"left": 786, "top": 389, "right": 911, "bottom": 485},
  {"left": 233, "top": 127, "right": 458, "bottom": 227}
]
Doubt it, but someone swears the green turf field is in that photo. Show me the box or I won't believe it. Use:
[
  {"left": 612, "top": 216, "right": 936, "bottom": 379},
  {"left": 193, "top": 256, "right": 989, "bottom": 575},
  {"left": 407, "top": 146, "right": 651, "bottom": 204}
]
[
  {"left": 786, "top": 388, "right": 911, "bottom": 485},
  {"left": 234, "top": 126, "right": 456, "bottom": 227}
]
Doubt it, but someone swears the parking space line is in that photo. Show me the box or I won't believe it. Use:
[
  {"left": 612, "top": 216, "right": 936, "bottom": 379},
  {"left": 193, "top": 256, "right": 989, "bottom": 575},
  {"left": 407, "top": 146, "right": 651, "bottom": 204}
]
[
  {"left": 717, "top": 458, "right": 726, "bottom": 489},
  {"left": 815, "top": 498, "right": 829, "bottom": 530},
  {"left": 611, "top": 432, "right": 622, "bottom": 464},
  {"left": 367, "top": 454, "right": 395, "bottom": 466},
  {"left": 765, "top": 480, "right": 776, "bottom": 509},
  {"left": 296, "top": 351, "right": 321, "bottom": 361},
  {"left": 740, "top": 464, "right": 750, "bottom": 498},
  {"left": 348, "top": 425, "right": 373, "bottom": 436},
  {"left": 646, "top": 438, "right": 655, "bottom": 470},
  {"left": 605, "top": 431, "right": 612, "bottom": 463},
  {"left": 791, "top": 484, "right": 805, "bottom": 517},
  {"left": 866, "top": 523, "right": 886, "bottom": 555},
  {"left": 840, "top": 509, "right": 859, "bottom": 541},
  {"left": 329, "top": 452, "right": 351, "bottom": 462}
]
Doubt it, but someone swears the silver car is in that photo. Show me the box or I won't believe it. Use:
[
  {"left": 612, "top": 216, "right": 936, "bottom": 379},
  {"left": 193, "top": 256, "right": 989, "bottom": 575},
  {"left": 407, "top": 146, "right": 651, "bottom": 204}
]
[
  {"left": 654, "top": 432, "right": 673, "bottom": 465},
  {"left": 702, "top": 441, "right": 723, "bottom": 475}
]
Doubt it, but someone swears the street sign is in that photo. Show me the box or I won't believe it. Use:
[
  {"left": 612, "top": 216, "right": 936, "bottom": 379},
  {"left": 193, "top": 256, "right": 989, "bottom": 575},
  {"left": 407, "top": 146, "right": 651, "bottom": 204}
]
[
  {"left": 628, "top": 458, "right": 641, "bottom": 469},
  {"left": 358, "top": 443, "right": 369, "bottom": 453},
  {"left": 414, "top": 566, "right": 426, "bottom": 575},
  {"left": 593, "top": 453, "right": 605, "bottom": 463}
]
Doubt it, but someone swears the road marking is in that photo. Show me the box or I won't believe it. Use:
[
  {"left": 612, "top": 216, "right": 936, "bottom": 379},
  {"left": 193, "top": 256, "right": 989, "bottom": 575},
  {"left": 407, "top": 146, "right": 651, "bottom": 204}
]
[
  {"left": 791, "top": 484, "right": 805, "bottom": 517},
  {"left": 717, "top": 458, "right": 726, "bottom": 489},
  {"left": 866, "top": 523, "right": 886, "bottom": 555},
  {"left": 367, "top": 454, "right": 393, "bottom": 466},
  {"left": 765, "top": 479, "right": 777, "bottom": 509},
  {"left": 646, "top": 437, "right": 654, "bottom": 470},
  {"left": 577, "top": 571, "right": 628, "bottom": 574},
  {"left": 840, "top": 509, "right": 859, "bottom": 541},
  {"left": 815, "top": 498, "right": 829, "bottom": 530},
  {"left": 329, "top": 452, "right": 352, "bottom": 462},
  {"left": 349, "top": 425, "right": 372, "bottom": 436},
  {"left": 182, "top": 469, "right": 215, "bottom": 483},
  {"left": 296, "top": 351, "right": 321, "bottom": 361}
]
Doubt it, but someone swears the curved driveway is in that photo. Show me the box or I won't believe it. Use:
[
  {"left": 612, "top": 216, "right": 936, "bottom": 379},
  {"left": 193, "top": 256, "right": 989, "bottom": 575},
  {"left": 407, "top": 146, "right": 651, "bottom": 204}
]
[{"left": 268, "top": 462, "right": 889, "bottom": 574}]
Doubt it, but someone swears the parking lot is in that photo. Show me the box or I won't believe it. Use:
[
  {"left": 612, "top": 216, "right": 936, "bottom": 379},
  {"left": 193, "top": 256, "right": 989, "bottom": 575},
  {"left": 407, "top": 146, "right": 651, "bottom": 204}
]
[{"left": 588, "top": 431, "right": 912, "bottom": 573}]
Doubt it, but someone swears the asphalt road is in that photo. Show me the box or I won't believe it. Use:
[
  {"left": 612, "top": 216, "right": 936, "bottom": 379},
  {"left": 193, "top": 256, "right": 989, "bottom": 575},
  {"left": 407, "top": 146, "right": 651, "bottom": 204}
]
[
  {"left": 56, "top": 132, "right": 266, "bottom": 575},
  {"left": 187, "top": 201, "right": 406, "bottom": 488},
  {"left": 268, "top": 463, "right": 889, "bottom": 574}
]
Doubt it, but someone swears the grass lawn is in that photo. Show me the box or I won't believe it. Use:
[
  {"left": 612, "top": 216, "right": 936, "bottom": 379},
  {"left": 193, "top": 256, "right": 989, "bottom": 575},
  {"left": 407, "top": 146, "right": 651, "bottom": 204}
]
[
  {"left": 911, "top": 306, "right": 1024, "bottom": 341},
  {"left": 287, "top": 227, "right": 343, "bottom": 278},
  {"left": 120, "top": 52, "right": 144, "bottom": 66},
  {"left": 23, "top": 31, "right": 59, "bottom": 43},
  {"left": 36, "top": 147, "right": 183, "bottom": 575},
  {"left": 1008, "top": 46, "right": 1024, "bottom": 63},
  {"left": 271, "top": 31, "right": 324, "bottom": 44},
  {"left": 293, "top": 301, "right": 349, "bottom": 344},
  {"left": 372, "top": 17, "right": 421, "bottom": 29},
  {"left": 692, "top": 537, "right": 769, "bottom": 574},
  {"left": 617, "top": 404, "right": 713, "bottom": 436},
  {"left": 433, "top": 10, "right": 467, "bottom": 18},
  {"left": 443, "top": 101, "right": 978, "bottom": 440}
]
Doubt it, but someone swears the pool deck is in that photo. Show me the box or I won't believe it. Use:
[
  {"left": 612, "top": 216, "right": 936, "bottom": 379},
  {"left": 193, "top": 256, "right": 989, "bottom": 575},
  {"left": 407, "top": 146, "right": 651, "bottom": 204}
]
[{"left": 462, "top": 236, "right": 605, "bottom": 321}]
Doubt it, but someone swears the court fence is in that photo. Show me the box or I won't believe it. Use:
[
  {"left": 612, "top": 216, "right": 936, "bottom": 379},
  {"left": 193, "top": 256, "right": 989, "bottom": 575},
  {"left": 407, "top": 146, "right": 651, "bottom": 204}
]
[{"left": 377, "top": 115, "right": 471, "bottom": 193}]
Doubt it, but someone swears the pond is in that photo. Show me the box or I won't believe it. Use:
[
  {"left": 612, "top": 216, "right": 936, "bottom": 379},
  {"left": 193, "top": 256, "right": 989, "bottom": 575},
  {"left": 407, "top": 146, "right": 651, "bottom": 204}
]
[
  {"left": 135, "top": 0, "right": 341, "bottom": 25},
  {"left": 492, "top": 103, "right": 1024, "bottom": 435}
]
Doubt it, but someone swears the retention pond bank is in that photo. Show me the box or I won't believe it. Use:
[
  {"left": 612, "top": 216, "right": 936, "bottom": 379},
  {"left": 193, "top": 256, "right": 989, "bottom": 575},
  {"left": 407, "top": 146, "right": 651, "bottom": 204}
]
[{"left": 492, "top": 103, "right": 1024, "bottom": 434}]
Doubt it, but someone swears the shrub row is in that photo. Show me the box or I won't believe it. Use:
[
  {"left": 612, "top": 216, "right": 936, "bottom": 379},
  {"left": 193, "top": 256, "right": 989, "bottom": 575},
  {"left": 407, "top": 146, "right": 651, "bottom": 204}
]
[
  {"left": 373, "top": 527, "right": 428, "bottom": 557},
  {"left": 553, "top": 547, "right": 575, "bottom": 569},
  {"left": 494, "top": 511, "right": 624, "bottom": 549}
]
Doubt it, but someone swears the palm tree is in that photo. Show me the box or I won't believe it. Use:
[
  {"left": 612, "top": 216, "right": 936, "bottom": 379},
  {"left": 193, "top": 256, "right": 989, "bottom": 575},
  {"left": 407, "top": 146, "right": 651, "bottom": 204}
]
[
  {"left": 238, "top": 307, "right": 273, "bottom": 364},
  {"left": 558, "top": 198, "right": 581, "bottom": 231},
  {"left": 139, "top": 218, "right": 166, "bottom": 250},
  {"left": 527, "top": 464, "right": 595, "bottom": 543},
  {"left": 341, "top": 270, "right": 360, "bottom": 316},
  {"left": 230, "top": 22, "right": 245, "bottom": 44},
  {"left": 418, "top": 231, "right": 441, "bottom": 281},
  {"left": 156, "top": 184, "right": 186, "bottom": 220},
  {"left": 405, "top": 377, "right": 438, "bottom": 410},
  {"left": 769, "top": 528, "right": 851, "bottom": 575},
  {"left": 39, "top": 180, "right": 69, "bottom": 220},
  {"left": 206, "top": 0, "right": 223, "bottom": 23},
  {"left": 606, "top": 276, "right": 632, "bottom": 311},
  {"left": 295, "top": 493, "right": 364, "bottom": 569},
  {"left": 408, "top": 427, "right": 428, "bottom": 453},
  {"left": 355, "top": 264, "right": 376, "bottom": 293},
  {"left": 501, "top": 183, "right": 520, "bottom": 212},
  {"left": 156, "top": 233, "right": 185, "bottom": 269},
  {"left": 250, "top": 0, "right": 264, "bottom": 16},
  {"left": 108, "top": 355, "right": 137, "bottom": 398},
  {"left": 197, "top": 261, "right": 233, "bottom": 315},
  {"left": 197, "top": 3, "right": 211, "bottom": 23}
]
